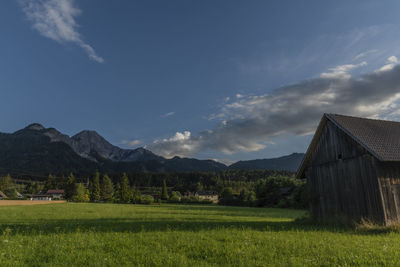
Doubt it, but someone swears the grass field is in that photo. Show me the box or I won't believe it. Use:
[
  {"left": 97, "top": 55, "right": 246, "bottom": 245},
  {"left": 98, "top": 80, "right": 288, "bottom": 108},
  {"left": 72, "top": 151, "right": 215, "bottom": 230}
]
[{"left": 1, "top": 203, "right": 400, "bottom": 266}]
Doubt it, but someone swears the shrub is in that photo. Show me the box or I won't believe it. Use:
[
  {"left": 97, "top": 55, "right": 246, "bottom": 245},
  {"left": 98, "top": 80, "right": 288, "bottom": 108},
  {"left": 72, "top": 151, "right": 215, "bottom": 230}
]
[
  {"left": 291, "top": 181, "right": 308, "bottom": 209},
  {"left": 71, "top": 183, "right": 90, "bottom": 202},
  {"left": 181, "top": 196, "right": 201, "bottom": 203},
  {"left": 255, "top": 176, "right": 308, "bottom": 208},
  {"left": 169, "top": 195, "right": 180, "bottom": 203},
  {"left": 200, "top": 199, "right": 213, "bottom": 204},
  {"left": 168, "top": 191, "right": 181, "bottom": 203},
  {"left": 140, "top": 195, "right": 154, "bottom": 205}
]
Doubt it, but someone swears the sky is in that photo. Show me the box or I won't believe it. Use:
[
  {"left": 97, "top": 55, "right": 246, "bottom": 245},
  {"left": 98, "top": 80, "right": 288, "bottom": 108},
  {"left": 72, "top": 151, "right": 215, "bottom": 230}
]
[{"left": 2, "top": 0, "right": 400, "bottom": 164}]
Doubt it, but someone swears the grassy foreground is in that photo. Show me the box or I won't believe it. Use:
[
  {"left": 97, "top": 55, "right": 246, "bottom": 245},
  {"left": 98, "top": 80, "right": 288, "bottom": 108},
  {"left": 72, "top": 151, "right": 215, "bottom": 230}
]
[{"left": 0, "top": 203, "right": 400, "bottom": 266}]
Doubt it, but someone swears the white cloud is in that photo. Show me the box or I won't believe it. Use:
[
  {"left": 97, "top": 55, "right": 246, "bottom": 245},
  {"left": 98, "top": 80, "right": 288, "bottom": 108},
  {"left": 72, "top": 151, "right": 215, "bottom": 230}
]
[
  {"left": 161, "top": 111, "right": 175, "bottom": 118},
  {"left": 128, "top": 140, "right": 142, "bottom": 146},
  {"left": 388, "top": 56, "right": 398, "bottom": 63},
  {"left": 376, "top": 56, "right": 398, "bottom": 72},
  {"left": 150, "top": 65, "right": 400, "bottom": 158},
  {"left": 353, "top": 49, "right": 378, "bottom": 60},
  {"left": 151, "top": 131, "right": 201, "bottom": 158},
  {"left": 236, "top": 94, "right": 244, "bottom": 99},
  {"left": 19, "top": 0, "right": 104, "bottom": 63},
  {"left": 121, "top": 139, "right": 142, "bottom": 147},
  {"left": 320, "top": 61, "right": 367, "bottom": 79}
]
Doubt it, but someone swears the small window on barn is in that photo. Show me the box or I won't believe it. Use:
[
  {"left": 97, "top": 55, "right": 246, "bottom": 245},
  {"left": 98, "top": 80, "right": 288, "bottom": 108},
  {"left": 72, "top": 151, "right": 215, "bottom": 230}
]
[{"left": 337, "top": 153, "right": 342, "bottom": 160}]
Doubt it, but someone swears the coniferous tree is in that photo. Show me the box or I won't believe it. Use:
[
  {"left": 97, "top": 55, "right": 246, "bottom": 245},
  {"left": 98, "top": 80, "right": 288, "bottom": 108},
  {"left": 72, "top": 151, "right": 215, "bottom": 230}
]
[
  {"left": 25, "top": 183, "right": 33, "bottom": 195},
  {"left": 101, "top": 174, "right": 114, "bottom": 202},
  {"left": 65, "top": 173, "right": 76, "bottom": 200},
  {"left": 26, "top": 181, "right": 41, "bottom": 195},
  {"left": 195, "top": 181, "right": 204, "bottom": 192},
  {"left": 32, "top": 182, "right": 41, "bottom": 194},
  {"left": 44, "top": 174, "right": 56, "bottom": 191},
  {"left": 161, "top": 179, "right": 168, "bottom": 200},
  {"left": 65, "top": 173, "right": 76, "bottom": 199},
  {"left": 120, "top": 173, "right": 131, "bottom": 203},
  {"left": 131, "top": 184, "right": 141, "bottom": 203},
  {"left": 90, "top": 171, "right": 101, "bottom": 202},
  {"left": 0, "top": 174, "right": 18, "bottom": 197},
  {"left": 0, "top": 174, "right": 12, "bottom": 191},
  {"left": 115, "top": 182, "right": 121, "bottom": 203}
]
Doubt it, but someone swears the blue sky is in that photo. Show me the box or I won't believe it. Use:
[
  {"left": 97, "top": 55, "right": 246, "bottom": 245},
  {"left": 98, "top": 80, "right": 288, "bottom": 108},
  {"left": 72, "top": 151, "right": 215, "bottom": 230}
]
[{"left": 2, "top": 1, "right": 400, "bottom": 164}]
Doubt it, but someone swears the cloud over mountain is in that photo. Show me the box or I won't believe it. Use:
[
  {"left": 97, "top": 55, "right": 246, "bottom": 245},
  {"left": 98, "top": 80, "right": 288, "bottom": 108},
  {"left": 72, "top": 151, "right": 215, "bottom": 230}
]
[{"left": 150, "top": 60, "right": 400, "bottom": 158}]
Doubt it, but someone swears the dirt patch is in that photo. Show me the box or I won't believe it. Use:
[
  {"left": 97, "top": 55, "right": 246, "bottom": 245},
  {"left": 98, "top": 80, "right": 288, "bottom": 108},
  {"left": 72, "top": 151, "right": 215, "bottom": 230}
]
[{"left": 0, "top": 200, "right": 66, "bottom": 206}]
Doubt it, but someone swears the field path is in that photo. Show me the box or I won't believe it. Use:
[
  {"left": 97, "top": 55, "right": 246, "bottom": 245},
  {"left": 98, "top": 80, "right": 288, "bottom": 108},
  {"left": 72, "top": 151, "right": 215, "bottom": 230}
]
[{"left": 0, "top": 200, "right": 66, "bottom": 206}]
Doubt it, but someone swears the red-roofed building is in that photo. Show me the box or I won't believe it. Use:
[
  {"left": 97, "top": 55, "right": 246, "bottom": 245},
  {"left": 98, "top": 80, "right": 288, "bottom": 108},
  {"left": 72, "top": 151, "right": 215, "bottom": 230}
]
[{"left": 46, "top": 189, "right": 65, "bottom": 200}]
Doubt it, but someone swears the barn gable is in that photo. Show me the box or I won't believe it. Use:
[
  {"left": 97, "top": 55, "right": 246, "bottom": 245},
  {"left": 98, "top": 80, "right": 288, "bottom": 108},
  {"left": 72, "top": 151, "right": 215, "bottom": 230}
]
[
  {"left": 307, "top": 119, "right": 368, "bottom": 167},
  {"left": 297, "top": 114, "right": 400, "bottom": 179}
]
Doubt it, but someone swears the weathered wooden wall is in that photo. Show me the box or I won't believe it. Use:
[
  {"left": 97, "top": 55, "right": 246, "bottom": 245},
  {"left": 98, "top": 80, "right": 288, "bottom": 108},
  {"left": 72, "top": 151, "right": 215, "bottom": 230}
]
[
  {"left": 305, "top": 120, "right": 385, "bottom": 223},
  {"left": 376, "top": 162, "right": 400, "bottom": 225}
]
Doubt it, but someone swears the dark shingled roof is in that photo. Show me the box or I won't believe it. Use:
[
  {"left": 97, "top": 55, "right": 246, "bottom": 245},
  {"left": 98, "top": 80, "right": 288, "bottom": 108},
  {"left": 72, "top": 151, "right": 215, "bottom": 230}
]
[
  {"left": 297, "top": 113, "right": 400, "bottom": 179},
  {"left": 327, "top": 114, "right": 400, "bottom": 161}
]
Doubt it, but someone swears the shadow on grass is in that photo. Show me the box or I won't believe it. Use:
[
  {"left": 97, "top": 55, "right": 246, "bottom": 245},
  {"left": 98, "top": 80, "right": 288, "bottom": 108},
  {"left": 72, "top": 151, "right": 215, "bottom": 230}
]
[
  {"left": 0, "top": 216, "right": 383, "bottom": 236},
  {"left": 158, "top": 204, "right": 305, "bottom": 218}
]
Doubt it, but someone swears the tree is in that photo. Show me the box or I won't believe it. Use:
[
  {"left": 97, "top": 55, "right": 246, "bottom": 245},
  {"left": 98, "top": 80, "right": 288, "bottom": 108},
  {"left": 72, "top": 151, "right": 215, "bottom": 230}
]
[
  {"left": 239, "top": 188, "right": 256, "bottom": 206},
  {"left": 44, "top": 174, "right": 56, "bottom": 191},
  {"left": 161, "top": 179, "right": 168, "bottom": 200},
  {"left": 195, "top": 181, "right": 204, "bottom": 192},
  {"left": 0, "top": 174, "right": 12, "bottom": 191},
  {"left": 90, "top": 171, "right": 101, "bottom": 202},
  {"left": 65, "top": 173, "right": 76, "bottom": 200},
  {"left": 71, "top": 183, "right": 89, "bottom": 202},
  {"left": 255, "top": 176, "right": 295, "bottom": 207},
  {"left": 101, "top": 174, "right": 114, "bottom": 202},
  {"left": 220, "top": 187, "right": 234, "bottom": 205},
  {"left": 169, "top": 191, "right": 181, "bottom": 202},
  {"left": 130, "top": 184, "right": 140, "bottom": 203},
  {"left": 114, "top": 182, "right": 121, "bottom": 203},
  {"left": 120, "top": 173, "right": 131, "bottom": 203}
]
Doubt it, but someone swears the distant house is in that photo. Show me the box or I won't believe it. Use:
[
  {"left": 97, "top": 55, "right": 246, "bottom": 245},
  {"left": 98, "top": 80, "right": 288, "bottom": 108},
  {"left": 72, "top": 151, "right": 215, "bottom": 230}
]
[
  {"left": 0, "top": 191, "right": 7, "bottom": 200},
  {"left": 15, "top": 191, "right": 24, "bottom": 199},
  {"left": 46, "top": 189, "right": 65, "bottom": 200},
  {"left": 195, "top": 191, "right": 219, "bottom": 203},
  {"left": 28, "top": 194, "right": 52, "bottom": 201},
  {"left": 297, "top": 113, "right": 400, "bottom": 225}
]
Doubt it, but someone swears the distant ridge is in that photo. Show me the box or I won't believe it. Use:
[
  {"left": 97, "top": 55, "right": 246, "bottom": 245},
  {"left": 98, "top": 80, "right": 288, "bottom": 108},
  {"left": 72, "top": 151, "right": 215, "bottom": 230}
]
[
  {"left": 0, "top": 123, "right": 303, "bottom": 175},
  {"left": 229, "top": 153, "right": 305, "bottom": 172},
  {"left": 0, "top": 123, "right": 225, "bottom": 174}
]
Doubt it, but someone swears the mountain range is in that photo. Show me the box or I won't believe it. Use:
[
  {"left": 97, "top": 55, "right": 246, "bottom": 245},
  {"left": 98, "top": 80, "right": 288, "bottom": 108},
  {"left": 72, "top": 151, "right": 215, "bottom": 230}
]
[{"left": 0, "top": 123, "right": 304, "bottom": 176}]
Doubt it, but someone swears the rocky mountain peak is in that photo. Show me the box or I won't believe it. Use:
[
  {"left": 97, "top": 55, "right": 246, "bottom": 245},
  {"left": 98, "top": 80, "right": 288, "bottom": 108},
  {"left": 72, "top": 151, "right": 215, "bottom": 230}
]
[
  {"left": 25, "top": 123, "right": 45, "bottom": 131},
  {"left": 73, "top": 130, "right": 103, "bottom": 140}
]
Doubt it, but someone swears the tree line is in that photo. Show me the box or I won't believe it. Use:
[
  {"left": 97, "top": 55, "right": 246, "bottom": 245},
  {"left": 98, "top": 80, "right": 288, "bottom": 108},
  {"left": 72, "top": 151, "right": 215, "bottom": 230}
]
[{"left": 0, "top": 169, "right": 308, "bottom": 208}]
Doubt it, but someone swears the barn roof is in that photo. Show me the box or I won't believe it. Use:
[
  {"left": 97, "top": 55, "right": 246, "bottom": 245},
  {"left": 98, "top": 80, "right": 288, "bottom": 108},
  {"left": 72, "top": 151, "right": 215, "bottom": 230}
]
[{"left": 297, "top": 113, "right": 400, "bottom": 179}]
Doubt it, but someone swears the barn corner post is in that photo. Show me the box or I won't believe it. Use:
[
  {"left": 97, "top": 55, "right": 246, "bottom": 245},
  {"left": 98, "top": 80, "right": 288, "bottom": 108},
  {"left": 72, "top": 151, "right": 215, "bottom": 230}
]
[{"left": 375, "top": 167, "right": 388, "bottom": 226}]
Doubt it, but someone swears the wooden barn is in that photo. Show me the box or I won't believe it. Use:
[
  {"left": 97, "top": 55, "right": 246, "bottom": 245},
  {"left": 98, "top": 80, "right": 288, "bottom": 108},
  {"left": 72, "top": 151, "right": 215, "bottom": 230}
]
[{"left": 297, "top": 113, "right": 400, "bottom": 225}]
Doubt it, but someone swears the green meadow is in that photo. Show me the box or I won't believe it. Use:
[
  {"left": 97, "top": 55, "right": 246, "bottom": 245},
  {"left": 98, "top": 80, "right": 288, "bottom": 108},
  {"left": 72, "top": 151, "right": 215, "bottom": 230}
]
[{"left": 1, "top": 203, "right": 400, "bottom": 266}]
